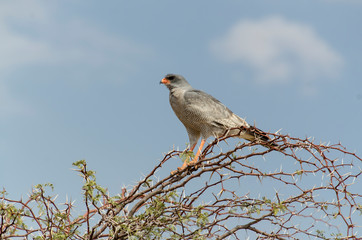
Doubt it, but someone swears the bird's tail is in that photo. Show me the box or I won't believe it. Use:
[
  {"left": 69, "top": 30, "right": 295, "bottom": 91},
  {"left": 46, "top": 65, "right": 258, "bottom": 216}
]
[{"left": 241, "top": 126, "right": 279, "bottom": 149}]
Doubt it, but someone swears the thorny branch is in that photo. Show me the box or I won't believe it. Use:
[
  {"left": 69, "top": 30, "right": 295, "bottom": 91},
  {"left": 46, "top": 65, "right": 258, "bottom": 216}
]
[{"left": 1, "top": 128, "right": 361, "bottom": 239}]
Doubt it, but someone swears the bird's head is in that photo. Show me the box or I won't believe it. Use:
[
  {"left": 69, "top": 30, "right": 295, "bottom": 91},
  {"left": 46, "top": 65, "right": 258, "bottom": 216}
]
[{"left": 160, "top": 74, "right": 192, "bottom": 90}]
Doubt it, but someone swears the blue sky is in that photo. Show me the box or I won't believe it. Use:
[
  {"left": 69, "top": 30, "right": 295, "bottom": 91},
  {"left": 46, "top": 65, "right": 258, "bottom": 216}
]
[{"left": 1, "top": 0, "right": 361, "bottom": 205}]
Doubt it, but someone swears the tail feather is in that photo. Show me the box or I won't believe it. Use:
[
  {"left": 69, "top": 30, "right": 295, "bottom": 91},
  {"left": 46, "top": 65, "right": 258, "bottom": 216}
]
[
  {"left": 243, "top": 126, "right": 279, "bottom": 148},
  {"left": 245, "top": 126, "right": 269, "bottom": 141}
]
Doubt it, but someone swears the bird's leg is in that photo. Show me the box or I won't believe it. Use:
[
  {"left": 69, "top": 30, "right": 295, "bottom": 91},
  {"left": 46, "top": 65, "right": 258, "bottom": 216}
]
[
  {"left": 189, "top": 142, "right": 197, "bottom": 152},
  {"left": 189, "top": 139, "right": 205, "bottom": 165}
]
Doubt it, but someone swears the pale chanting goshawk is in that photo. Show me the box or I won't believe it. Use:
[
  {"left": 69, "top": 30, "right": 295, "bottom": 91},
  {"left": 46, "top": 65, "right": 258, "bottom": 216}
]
[{"left": 160, "top": 74, "right": 275, "bottom": 172}]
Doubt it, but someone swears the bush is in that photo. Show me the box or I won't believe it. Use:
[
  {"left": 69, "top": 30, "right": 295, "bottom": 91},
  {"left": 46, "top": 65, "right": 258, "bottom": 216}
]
[{"left": 1, "top": 130, "right": 361, "bottom": 239}]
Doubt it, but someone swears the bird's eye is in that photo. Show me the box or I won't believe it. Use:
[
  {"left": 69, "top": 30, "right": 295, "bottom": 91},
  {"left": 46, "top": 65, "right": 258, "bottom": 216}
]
[{"left": 167, "top": 75, "right": 175, "bottom": 80}]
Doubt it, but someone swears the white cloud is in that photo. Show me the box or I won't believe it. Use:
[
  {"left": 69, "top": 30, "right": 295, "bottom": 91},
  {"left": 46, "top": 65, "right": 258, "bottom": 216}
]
[
  {"left": 49, "top": 19, "right": 151, "bottom": 70},
  {"left": 0, "top": 1, "right": 52, "bottom": 71},
  {"left": 0, "top": 23, "right": 52, "bottom": 71},
  {"left": 0, "top": 0, "right": 152, "bottom": 116},
  {"left": 0, "top": 0, "right": 151, "bottom": 75},
  {"left": 210, "top": 16, "right": 343, "bottom": 91},
  {"left": 0, "top": 0, "right": 49, "bottom": 21}
]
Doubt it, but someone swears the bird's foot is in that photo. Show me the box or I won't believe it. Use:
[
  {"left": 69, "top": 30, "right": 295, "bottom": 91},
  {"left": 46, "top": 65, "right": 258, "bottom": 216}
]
[
  {"left": 187, "top": 160, "right": 198, "bottom": 169},
  {"left": 170, "top": 166, "right": 185, "bottom": 175},
  {"left": 170, "top": 162, "right": 198, "bottom": 175}
]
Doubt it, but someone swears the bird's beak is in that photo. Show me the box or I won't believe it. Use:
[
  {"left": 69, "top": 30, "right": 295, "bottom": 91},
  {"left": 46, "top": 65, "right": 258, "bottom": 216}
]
[{"left": 160, "top": 78, "right": 170, "bottom": 85}]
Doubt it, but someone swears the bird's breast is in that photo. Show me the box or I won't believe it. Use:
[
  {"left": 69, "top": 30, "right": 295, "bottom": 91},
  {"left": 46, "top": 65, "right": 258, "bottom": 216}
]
[
  {"left": 169, "top": 89, "right": 189, "bottom": 120},
  {"left": 169, "top": 89, "right": 205, "bottom": 129}
]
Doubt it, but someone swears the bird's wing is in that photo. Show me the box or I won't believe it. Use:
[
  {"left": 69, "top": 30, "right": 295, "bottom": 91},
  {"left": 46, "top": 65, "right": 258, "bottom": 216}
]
[
  {"left": 183, "top": 89, "right": 277, "bottom": 148},
  {"left": 184, "top": 90, "right": 231, "bottom": 116},
  {"left": 184, "top": 89, "right": 248, "bottom": 127}
]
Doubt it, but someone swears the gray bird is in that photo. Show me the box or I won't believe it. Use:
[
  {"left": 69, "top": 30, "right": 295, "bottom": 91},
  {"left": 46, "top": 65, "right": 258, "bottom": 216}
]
[{"left": 160, "top": 74, "right": 275, "bottom": 172}]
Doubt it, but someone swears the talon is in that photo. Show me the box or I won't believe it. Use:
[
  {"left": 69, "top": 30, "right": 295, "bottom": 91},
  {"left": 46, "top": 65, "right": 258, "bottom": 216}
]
[
  {"left": 171, "top": 166, "right": 185, "bottom": 175},
  {"left": 187, "top": 161, "right": 198, "bottom": 169}
]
